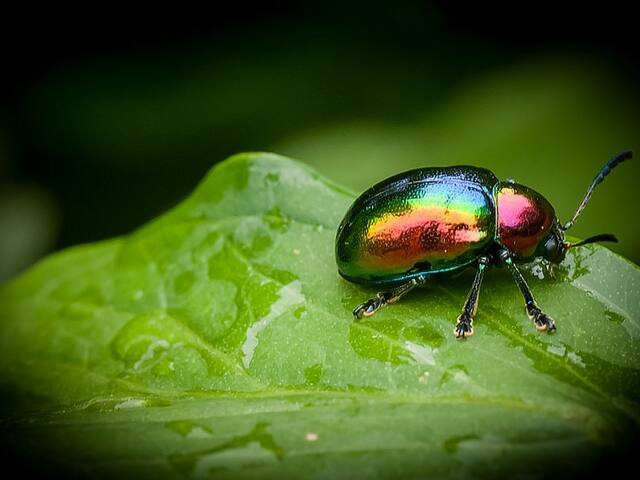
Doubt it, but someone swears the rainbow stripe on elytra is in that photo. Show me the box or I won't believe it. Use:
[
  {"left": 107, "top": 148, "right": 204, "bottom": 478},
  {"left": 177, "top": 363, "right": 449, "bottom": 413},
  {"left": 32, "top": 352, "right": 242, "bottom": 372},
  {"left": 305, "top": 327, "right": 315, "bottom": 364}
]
[{"left": 338, "top": 179, "right": 495, "bottom": 280}]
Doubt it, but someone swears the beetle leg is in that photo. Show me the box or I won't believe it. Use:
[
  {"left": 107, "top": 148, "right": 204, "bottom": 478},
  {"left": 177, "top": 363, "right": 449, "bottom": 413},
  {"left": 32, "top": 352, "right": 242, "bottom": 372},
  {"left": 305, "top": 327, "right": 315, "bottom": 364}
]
[
  {"left": 454, "top": 256, "right": 490, "bottom": 339},
  {"left": 353, "top": 275, "right": 427, "bottom": 319},
  {"left": 502, "top": 252, "right": 556, "bottom": 332}
]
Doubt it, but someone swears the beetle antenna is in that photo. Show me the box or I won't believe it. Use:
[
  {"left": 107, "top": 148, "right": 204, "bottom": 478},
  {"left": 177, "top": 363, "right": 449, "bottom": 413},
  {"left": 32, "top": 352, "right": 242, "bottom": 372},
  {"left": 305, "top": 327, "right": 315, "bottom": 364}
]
[
  {"left": 565, "top": 233, "right": 618, "bottom": 249},
  {"left": 562, "top": 150, "right": 632, "bottom": 231}
]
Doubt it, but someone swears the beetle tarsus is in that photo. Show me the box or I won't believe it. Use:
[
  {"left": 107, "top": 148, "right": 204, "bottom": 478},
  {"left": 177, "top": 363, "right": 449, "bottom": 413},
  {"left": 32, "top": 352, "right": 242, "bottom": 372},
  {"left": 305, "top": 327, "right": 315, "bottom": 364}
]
[
  {"left": 352, "top": 276, "right": 427, "bottom": 320},
  {"left": 454, "top": 314, "right": 474, "bottom": 339},
  {"left": 453, "top": 257, "right": 488, "bottom": 339},
  {"left": 527, "top": 306, "right": 556, "bottom": 333},
  {"left": 353, "top": 295, "right": 386, "bottom": 319},
  {"left": 503, "top": 254, "right": 558, "bottom": 334}
]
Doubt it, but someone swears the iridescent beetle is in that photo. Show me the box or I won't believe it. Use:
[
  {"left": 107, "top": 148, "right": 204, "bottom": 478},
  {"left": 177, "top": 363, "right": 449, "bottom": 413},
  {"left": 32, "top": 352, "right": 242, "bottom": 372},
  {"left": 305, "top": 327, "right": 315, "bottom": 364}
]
[{"left": 335, "top": 151, "right": 631, "bottom": 338}]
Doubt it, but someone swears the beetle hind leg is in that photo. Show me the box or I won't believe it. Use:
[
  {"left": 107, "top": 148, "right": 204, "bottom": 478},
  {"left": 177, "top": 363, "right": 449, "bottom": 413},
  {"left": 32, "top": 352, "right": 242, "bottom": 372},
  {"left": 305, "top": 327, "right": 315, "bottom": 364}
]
[
  {"left": 353, "top": 275, "right": 427, "bottom": 319},
  {"left": 454, "top": 256, "right": 490, "bottom": 339}
]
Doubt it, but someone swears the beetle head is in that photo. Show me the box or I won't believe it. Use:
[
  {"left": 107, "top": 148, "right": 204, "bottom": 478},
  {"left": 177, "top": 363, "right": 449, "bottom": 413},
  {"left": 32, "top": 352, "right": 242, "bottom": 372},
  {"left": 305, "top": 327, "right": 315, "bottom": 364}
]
[{"left": 538, "top": 224, "right": 619, "bottom": 265}]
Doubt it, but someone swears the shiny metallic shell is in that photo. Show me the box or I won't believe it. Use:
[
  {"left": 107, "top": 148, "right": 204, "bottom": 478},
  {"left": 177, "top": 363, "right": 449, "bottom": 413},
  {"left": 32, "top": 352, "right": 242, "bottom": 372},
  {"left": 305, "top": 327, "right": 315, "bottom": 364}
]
[
  {"left": 335, "top": 166, "right": 499, "bottom": 285},
  {"left": 495, "top": 182, "right": 555, "bottom": 260}
]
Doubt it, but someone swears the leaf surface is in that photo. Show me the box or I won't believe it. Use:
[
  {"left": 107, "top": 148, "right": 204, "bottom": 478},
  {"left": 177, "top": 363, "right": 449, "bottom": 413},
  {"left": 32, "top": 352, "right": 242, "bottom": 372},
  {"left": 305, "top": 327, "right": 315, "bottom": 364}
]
[{"left": 1, "top": 153, "right": 639, "bottom": 479}]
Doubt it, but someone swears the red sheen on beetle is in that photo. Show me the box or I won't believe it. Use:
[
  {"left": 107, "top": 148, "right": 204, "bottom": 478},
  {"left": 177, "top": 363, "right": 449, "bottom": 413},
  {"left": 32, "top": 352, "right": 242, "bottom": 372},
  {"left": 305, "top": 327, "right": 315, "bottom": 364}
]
[{"left": 496, "top": 183, "right": 554, "bottom": 259}]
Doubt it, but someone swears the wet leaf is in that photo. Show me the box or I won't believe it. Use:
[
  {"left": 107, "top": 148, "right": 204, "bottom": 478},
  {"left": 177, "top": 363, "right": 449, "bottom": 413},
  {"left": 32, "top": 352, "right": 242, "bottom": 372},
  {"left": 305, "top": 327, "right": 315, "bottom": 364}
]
[{"left": 1, "top": 153, "right": 639, "bottom": 479}]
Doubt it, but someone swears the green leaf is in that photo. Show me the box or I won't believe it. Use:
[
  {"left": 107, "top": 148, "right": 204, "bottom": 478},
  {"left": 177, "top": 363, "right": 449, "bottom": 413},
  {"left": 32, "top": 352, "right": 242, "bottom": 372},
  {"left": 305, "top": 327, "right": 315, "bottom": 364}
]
[{"left": 1, "top": 152, "right": 639, "bottom": 479}]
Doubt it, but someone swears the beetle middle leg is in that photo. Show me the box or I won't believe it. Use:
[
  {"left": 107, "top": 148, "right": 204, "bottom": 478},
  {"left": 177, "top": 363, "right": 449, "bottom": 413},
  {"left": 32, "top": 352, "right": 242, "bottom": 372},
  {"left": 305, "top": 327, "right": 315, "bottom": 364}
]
[
  {"left": 501, "top": 251, "right": 556, "bottom": 332},
  {"left": 353, "top": 274, "right": 427, "bottom": 319},
  {"left": 454, "top": 255, "right": 490, "bottom": 339}
]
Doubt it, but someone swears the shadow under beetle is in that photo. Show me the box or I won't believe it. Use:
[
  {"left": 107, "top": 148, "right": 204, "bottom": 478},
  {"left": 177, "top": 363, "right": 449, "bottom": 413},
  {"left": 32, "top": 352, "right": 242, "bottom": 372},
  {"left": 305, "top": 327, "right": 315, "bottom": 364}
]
[{"left": 335, "top": 151, "right": 632, "bottom": 338}]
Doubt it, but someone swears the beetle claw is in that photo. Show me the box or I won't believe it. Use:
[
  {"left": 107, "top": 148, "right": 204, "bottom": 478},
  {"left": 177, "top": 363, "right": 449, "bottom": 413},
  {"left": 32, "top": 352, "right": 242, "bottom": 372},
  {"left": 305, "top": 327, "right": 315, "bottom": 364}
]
[
  {"left": 352, "top": 304, "right": 367, "bottom": 319},
  {"left": 363, "top": 304, "right": 378, "bottom": 317},
  {"left": 353, "top": 296, "right": 384, "bottom": 319},
  {"left": 454, "top": 314, "right": 474, "bottom": 339},
  {"left": 528, "top": 306, "right": 556, "bottom": 333}
]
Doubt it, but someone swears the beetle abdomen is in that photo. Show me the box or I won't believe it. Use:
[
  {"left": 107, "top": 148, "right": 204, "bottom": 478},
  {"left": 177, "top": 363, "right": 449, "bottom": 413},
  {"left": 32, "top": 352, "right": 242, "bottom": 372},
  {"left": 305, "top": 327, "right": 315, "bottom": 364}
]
[{"left": 336, "top": 166, "right": 498, "bottom": 284}]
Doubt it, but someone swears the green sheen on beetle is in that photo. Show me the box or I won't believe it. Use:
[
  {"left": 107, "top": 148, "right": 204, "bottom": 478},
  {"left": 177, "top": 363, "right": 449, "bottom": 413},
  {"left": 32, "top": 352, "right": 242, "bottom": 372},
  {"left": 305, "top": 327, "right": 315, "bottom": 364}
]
[{"left": 336, "top": 167, "right": 498, "bottom": 284}]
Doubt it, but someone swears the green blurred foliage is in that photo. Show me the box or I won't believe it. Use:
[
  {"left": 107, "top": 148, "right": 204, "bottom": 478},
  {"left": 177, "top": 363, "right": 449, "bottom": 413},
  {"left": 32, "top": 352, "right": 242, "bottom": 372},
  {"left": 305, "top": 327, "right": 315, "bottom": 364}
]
[
  {"left": 0, "top": 186, "right": 58, "bottom": 283},
  {"left": 13, "top": 21, "right": 510, "bottom": 260},
  {"left": 277, "top": 57, "right": 640, "bottom": 261}
]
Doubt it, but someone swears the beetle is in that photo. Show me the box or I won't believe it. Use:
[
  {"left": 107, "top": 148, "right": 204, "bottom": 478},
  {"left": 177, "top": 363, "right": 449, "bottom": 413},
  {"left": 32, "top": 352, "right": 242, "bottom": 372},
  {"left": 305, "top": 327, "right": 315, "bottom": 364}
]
[{"left": 335, "top": 150, "right": 632, "bottom": 338}]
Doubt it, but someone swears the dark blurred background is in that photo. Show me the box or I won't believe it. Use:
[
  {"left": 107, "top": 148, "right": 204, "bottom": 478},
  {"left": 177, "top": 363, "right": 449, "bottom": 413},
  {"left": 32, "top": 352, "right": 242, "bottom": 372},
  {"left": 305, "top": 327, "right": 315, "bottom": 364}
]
[{"left": 2, "top": 1, "right": 639, "bottom": 282}]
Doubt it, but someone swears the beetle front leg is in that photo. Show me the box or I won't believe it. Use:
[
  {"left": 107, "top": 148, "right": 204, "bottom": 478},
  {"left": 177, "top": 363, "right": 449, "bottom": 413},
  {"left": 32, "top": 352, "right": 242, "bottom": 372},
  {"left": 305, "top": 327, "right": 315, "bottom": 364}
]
[
  {"left": 353, "top": 275, "right": 427, "bottom": 319},
  {"left": 501, "top": 252, "right": 556, "bottom": 332},
  {"left": 454, "top": 256, "right": 490, "bottom": 339}
]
